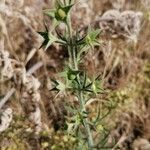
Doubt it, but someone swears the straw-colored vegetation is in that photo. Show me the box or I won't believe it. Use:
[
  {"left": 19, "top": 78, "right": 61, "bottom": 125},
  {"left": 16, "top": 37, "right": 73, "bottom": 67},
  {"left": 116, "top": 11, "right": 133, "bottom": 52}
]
[{"left": 0, "top": 0, "right": 150, "bottom": 149}]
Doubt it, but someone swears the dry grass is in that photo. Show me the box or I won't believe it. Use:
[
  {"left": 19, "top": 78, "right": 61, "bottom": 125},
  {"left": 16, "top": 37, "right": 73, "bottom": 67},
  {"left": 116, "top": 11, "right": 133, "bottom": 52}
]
[{"left": 0, "top": 0, "right": 150, "bottom": 149}]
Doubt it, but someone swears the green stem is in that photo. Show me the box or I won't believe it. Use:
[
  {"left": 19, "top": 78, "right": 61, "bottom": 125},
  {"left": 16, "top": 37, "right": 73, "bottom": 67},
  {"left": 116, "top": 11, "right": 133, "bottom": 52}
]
[
  {"left": 73, "top": 46, "right": 78, "bottom": 69},
  {"left": 74, "top": 58, "right": 94, "bottom": 148},
  {"left": 67, "top": 15, "right": 73, "bottom": 67},
  {"left": 66, "top": 11, "right": 94, "bottom": 149},
  {"left": 79, "top": 91, "right": 94, "bottom": 149}
]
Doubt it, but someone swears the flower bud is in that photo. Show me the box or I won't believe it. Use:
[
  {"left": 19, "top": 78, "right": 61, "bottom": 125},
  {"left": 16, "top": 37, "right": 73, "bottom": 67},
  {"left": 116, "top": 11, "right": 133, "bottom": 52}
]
[{"left": 58, "top": 9, "right": 67, "bottom": 19}]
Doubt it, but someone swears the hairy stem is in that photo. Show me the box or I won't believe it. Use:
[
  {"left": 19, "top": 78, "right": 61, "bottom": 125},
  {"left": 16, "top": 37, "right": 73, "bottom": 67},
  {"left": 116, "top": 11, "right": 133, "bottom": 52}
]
[
  {"left": 79, "top": 91, "right": 94, "bottom": 149},
  {"left": 67, "top": 8, "right": 94, "bottom": 149}
]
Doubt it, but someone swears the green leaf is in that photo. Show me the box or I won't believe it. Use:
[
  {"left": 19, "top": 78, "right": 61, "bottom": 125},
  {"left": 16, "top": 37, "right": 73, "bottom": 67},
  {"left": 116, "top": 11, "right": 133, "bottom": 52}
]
[
  {"left": 76, "top": 34, "right": 86, "bottom": 46},
  {"left": 38, "top": 31, "right": 49, "bottom": 49},
  {"left": 43, "top": 9, "right": 55, "bottom": 18},
  {"left": 63, "top": 4, "right": 74, "bottom": 14},
  {"left": 85, "top": 27, "right": 101, "bottom": 48},
  {"left": 38, "top": 26, "right": 60, "bottom": 51},
  {"left": 91, "top": 79, "right": 103, "bottom": 95},
  {"left": 47, "top": 33, "right": 59, "bottom": 50},
  {"left": 56, "top": 80, "right": 66, "bottom": 92},
  {"left": 67, "top": 123, "right": 74, "bottom": 133},
  {"left": 82, "top": 71, "right": 87, "bottom": 88},
  {"left": 50, "top": 79, "right": 66, "bottom": 92},
  {"left": 56, "top": 29, "right": 68, "bottom": 43}
]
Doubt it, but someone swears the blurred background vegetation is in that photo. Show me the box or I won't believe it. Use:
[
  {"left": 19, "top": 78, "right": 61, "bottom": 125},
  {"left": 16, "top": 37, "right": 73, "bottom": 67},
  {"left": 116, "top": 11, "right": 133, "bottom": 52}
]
[{"left": 0, "top": 0, "right": 150, "bottom": 149}]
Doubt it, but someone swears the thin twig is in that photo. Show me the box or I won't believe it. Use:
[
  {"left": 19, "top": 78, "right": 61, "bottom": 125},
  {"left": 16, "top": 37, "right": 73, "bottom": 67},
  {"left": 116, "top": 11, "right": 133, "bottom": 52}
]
[
  {"left": 112, "top": 135, "right": 126, "bottom": 150},
  {"left": 27, "top": 61, "right": 43, "bottom": 75},
  {"left": 0, "top": 88, "right": 15, "bottom": 110}
]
